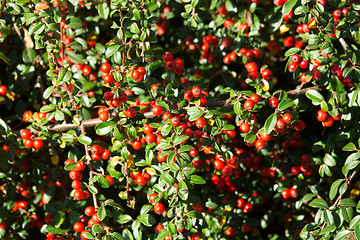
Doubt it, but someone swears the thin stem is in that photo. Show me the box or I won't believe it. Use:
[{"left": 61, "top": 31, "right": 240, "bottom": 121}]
[{"left": 81, "top": 125, "right": 99, "bottom": 210}]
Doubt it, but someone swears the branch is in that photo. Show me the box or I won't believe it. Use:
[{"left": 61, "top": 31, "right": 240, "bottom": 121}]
[
  {"left": 339, "top": 37, "right": 350, "bottom": 51},
  {"left": 286, "top": 85, "right": 325, "bottom": 95},
  {"left": 46, "top": 86, "right": 324, "bottom": 132},
  {"left": 0, "top": 0, "right": 6, "bottom": 20}
]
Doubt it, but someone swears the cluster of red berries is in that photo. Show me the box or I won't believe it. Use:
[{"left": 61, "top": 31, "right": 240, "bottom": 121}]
[
  {"left": 65, "top": 159, "right": 90, "bottom": 201},
  {"left": 130, "top": 171, "right": 152, "bottom": 186},
  {"left": 131, "top": 66, "right": 146, "bottom": 82},
  {"left": 283, "top": 36, "right": 305, "bottom": 48},
  {"left": 183, "top": 86, "right": 208, "bottom": 106},
  {"left": 155, "top": 7, "right": 169, "bottom": 36},
  {"left": 12, "top": 200, "right": 28, "bottom": 212},
  {"left": 211, "top": 167, "right": 243, "bottom": 193},
  {"left": 290, "top": 154, "right": 313, "bottom": 177},
  {"left": 281, "top": 187, "right": 299, "bottom": 199},
  {"left": 333, "top": 8, "right": 348, "bottom": 22},
  {"left": 163, "top": 52, "right": 185, "bottom": 75},
  {"left": 200, "top": 36, "right": 218, "bottom": 64},
  {"left": 74, "top": 206, "right": 102, "bottom": 240},
  {"left": 316, "top": 109, "right": 341, "bottom": 127},
  {"left": 23, "top": 109, "right": 48, "bottom": 123},
  {"left": 240, "top": 48, "right": 260, "bottom": 62},
  {"left": 245, "top": 62, "right": 272, "bottom": 82},
  {"left": 90, "top": 144, "right": 111, "bottom": 161},
  {"left": 21, "top": 129, "right": 44, "bottom": 149},
  {"left": 16, "top": 182, "right": 29, "bottom": 198},
  {"left": 148, "top": 193, "right": 165, "bottom": 215}
]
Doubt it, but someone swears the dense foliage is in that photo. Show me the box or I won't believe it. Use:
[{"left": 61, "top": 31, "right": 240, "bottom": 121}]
[{"left": 1, "top": 0, "right": 360, "bottom": 239}]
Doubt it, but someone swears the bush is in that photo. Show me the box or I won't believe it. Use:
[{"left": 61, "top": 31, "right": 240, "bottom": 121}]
[{"left": 0, "top": 0, "right": 360, "bottom": 239}]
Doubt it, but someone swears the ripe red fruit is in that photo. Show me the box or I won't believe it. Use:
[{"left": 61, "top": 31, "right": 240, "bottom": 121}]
[
  {"left": 276, "top": 118, "right": 286, "bottom": 129},
  {"left": 236, "top": 198, "right": 246, "bottom": 208},
  {"left": 289, "top": 188, "right": 299, "bottom": 198},
  {"left": 240, "top": 122, "right": 250, "bottom": 133},
  {"left": 162, "top": 52, "right": 173, "bottom": 62},
  {"left": 102, "top": 73, "right": 114, "bottom": 83},
  {"left": 281, "top": 189, "right": 290, "bottom": 199},
  {"left": 82, "top": 65, "right": 91, "bottom": 76},
  {"left": 71, "top": 179, "right": 82, "bottom": 190},
  {"left": 152, "top": 105, "right": 163, "bottom": 116},
  {"left": 245, "top": 62, "right": 258, "bottom": 72},
  {"left": 73, "top": 222, "right": 84, "bottom": 232},
  {"left": 250, "top": 94, "right": 260, "bottom": 104},
  {"left": 123, "top": 108, "right": 136, "bottom": 118},
  {"left": 149, "top": 193, "right": 158, "bottom": 204},
  {"left": 24, "top": 139, "right": 34, "bottom": 149},
  {"left": 0, "top": 85, "right": 7, "bottom": 96},
  {"left": 322, "top": 115, "right": 334, "bottom": 127},
  {"left": 170, "top": 116, "right": 180, "bottom": 126},
  {"left": 155, "top": 224, "right": 164, "bottom": 233},
  {"left": 283, "top": 36, "right": 294, "bottom": 47},
  {"left": 73, "top": 189, "right": 83, "bottom": 200},
  {"left": 333, "top": 9, "right": 342, "bottom": 19},
  {"left": 316, "top": 109, "right": 328, "bottom": 122},
  {"left": 21, "top": 129, "right": 32, "bottom": 140},
  {"left": 288, "top": 62, "right": 298, "bottom": 72},
  {"left": 23, "top": 111, "right": 32, "bottom": 122},
  {"left": 269, "top": 97, "right": 279, "bottom": 108},
  {"left": 282, "top": 113, "right": 293, "bottom": 125},
  {"left": 299, "top": 59, "right": 309, "bottom": 69},
  {"left": 85, "top": 206, "right": 95, "bottom": 216},
  {"left": 223, "top": 19, "right": 233, "bottom": 28},
  {"left": 261, "top": 69, "right": 272, "bottom": 80},
  {"left": 132, "top": 140, "right": 142, "bottom": 150},
  {"left": 294, "top": 120, "right": 306, "bottom": 131},
  {"left": 312, "top": 70, "right": 321, "bottom": 81},
  {"left": 291, "top": 165, "right": 301, "bottom": 175},
  {"left": 244, "top": 99, "right": 255, "bottom": 111},
  {"left": 273, "top": 0, "right": 285, "bottom": 6},
  {"left": 225, "top": 227, "right": 237, "bottom": 237},
  {"left": 218, "top": 3, "right": 228, "bottom": 15},
  {"left": 291, "top": 54, "right": 301, "bottom": 64},
  {"left": 213, "top": 159, "right": 225, "bottom": 170},
  {"left": 192, "top": 86, "right": 201, "bottom": 98},
  {"left": 255, "top": 139, "right": 266, "bottom": 150},
  {"left": 184, "top": 90, "right": 194, "bottom": 101},
  {"left": 99, "top": 111, "right": 109, "bottom": 121},
  {"left": 136, "top": 175, "right": 147, "bottom": 186},
  {"left": 195, "top": 117, "right": 206, "bottom": 128},
  {"left": 222, "top": 165, "right": 233, "bottom": 176},
  {"left": 154, "top": 202, "right": 165, "bottom": 214},
  {"left": 100, "top": 63, "right": 111, "bottom": 73}
]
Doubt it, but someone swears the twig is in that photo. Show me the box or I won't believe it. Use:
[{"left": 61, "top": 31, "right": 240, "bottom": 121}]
[
  {"left": 81, "top": 125, "right": 99, "bottom": 210},
  {"left": 339, "top": 37, "right": 350, "bottom": 51},
  {"left": 0, "top": 0, "right": 6, "bottom": 19},
  {"left": 286, "top": 85, "right": 325, "bottom": 95}
]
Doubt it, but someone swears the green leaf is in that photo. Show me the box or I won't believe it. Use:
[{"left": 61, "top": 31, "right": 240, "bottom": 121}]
[
  {"left": 339, "top": 198, "right": 356, "bottom": 207},
  {"left": 234, "top": 101, "right": 241, "bottom": 115},
  {"left": 95, "top": 121, "right": 116, "bottom": 136},
  {"left": 308, "top": 198, "right": 328, "bottom": 209},
  {"left": 45, "top": 225, "right": 69, "bottom": 235},
  {"left": 66, "top": 17, "right": 83, "bottom": 29},
  {"left": 88, "top": 185, "right": 98, "bottom": 194},
  {"left": 334, "top": 230, "right": 351, "bottom": 240},
  {"left": 329, "top": 179, "right": 344, "bottom": 200},
  {"left": 162, "top": 172, "right": 175, "bottom": 185},
  {"left": 173, "top": 135, "right": 189, "bottom": 146},
  {"left": 155, "top": 229, "right": 169, "bottom": 240},
  {"left": 0, "top": 51, "right": 10, "bottom": 65},
  {"left": 22, "top": 48, "right": 36, "bottom": 63},
  {"left": 178, "top": 145, "right": 194, "bottom": 153},
  {"left": 105, "top": 45, "right": 121, "bottom": 58},
  {"left": 305, "top": 89, "right": 325, "bottom": 102},
  {"left": 92, "top": 224, "right": 105, "bottom": 233},
  {"left": 118, "top": 214, "right": 132, "bottom": 224},
  {"left": 282, "top": 0, "right": 298, "bottom": 15},
  {"left": 284, "top": 47, "right": 301, "bottom": 57},
  {"left": 97, "top": 205, "right": 106, "bottom": 221},
  {"left": 141, "top": 214, "right": 155, "bottom": 227},
  {"left": 81, "top": 231, "right": 94, "bottom": 239},
  {"left": 187, "top": 210, "right": 203, "bottom": 219},
  {"left": 127, "top": 126, "right": 137, "bottom": 140},
  {"left": 342, "top": 152, "right": 360, "bottom": 176},
  {"left": 78, "top": 135, "right": 92, "bottom": 145},
  {"left": 178, "top": 180, "right": 188, "bottom": 200},
  {"left": 187, "top": 108, "right": 203, "bottom": 121},
  {"left": 278, "top": 98, "right": 294, "bottom": 110},
  {"left": 40, "top": 104, "right": 56, "bottom": 112},
  {"left": 98, "top": 3, "right": 109, "bottom": 19},
  {"left": 343, "top": 142, "right": 357, "bottom": 151},
  {"left": 324, "top": 209, "right": 334, "bottom": 226},
  {"left": 264, "top": 112, "right": 277, "bottom": 134},
  {"left": 323, "top": 153, "right": 336, "bottom": 167},
  {"left": 190, "top": 175, "right": 206, "bottom": 185},
  {"left": 130, "top": 22, "right": 140, "bottom": 34},
  {"left": 98, "top": 175, "right": 110, "bottom": 188},
  {"left": 349, "top": 215, "right": 360, "bottom": 230}
]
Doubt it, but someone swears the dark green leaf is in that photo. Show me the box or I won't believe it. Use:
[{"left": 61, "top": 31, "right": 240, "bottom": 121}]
[
  {"left": 343, "top": 142, "right": 357, "bottom": 151},
  {"left": 329, "top": 179, "right": 344, "bottom": 200},
  {"left": 97, "top": 205, "right": 106, "bottom": 221},
  {"left": 78, "top": 135, "right": 92, "bottom": 145},
  {"left": 98, "top": 3, "right": 110, "bottom": 19},
  {"left": 66, "top": 17, "right": 83, "bottom": 29},
  {"left": 306, "top": 89, "right": 325, "bottom": 102},
  {"left": 95, "top": 121, "right": 116, "bottom": 136},
  {"left": 308, "top": 198, "right": 328, "bottom": 208},
  {"left": 264, "top": 112, "right": 277, "bottom": 134}
]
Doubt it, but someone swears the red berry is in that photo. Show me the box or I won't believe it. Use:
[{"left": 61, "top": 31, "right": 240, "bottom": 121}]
[
  {"left": 244, "top": 99, "right": 255, "bottom": 111},
  {"left": 269, "top": 97, "right": 279, "bottom": 108},
  {"left": 316, "top": 110, "right": 328, "bottom": 122},
  {"left": 154, "top": 202, "right": 165, "bottom": 214},
  {"left": 21, "top": 129, "right": 32, "bottom": 140},
  {"left": 152, "top": 105, "right": 163, "bottom": 116},
  {"left": 261, "top": 69, "right": 272, "bottom": 80},
  {"left": 100, "top": 63, "right": 111, "bottom": 73}
]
